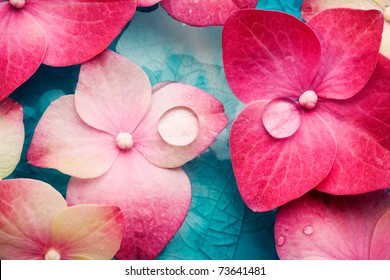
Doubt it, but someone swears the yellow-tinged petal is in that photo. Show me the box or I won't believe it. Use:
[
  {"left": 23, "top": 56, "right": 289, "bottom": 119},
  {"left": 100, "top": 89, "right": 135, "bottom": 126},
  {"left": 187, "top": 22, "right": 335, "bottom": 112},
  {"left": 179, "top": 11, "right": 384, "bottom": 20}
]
[{"left": 51, "top": 205, "right": 124, "bottom": 260}]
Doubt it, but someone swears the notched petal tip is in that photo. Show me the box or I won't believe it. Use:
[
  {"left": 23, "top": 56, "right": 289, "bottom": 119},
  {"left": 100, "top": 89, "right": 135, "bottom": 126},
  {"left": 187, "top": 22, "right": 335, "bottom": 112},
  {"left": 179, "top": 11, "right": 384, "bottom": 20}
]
[
  {"left": 157, "top": 106, "right": 200, "bottom": 146},
  {"left": 262, "top": 98, "right": 302, "bottom": 139}
]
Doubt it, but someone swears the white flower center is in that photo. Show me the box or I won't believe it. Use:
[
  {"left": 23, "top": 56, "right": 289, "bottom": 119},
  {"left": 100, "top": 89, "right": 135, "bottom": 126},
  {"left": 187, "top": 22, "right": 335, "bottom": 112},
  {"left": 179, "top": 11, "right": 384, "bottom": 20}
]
[
  {"left": 116, "top": 132, "right": 133, "bottom": 150},
  {"left": 45, "top": 248, "right": 61, "bottom": 260},
  {"left": 299, "top": 90, "right": 318, "bottom": 110},
  {"left": 9, "top": 0, "right": 25, "bottom": 9}
]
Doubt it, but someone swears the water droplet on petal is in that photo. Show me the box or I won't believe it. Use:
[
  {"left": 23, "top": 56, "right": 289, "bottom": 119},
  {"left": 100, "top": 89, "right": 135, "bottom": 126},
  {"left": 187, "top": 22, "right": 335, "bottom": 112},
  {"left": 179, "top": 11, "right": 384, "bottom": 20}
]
[
  {"left": 187, "top": 94, "right": 192, "bottom": 99},
  {"left": 188, "top": 8, "right": 192, "bottom": 14},
  {"left": 276, "top": 236, "right": 286, "bottom": 246},
  {"left": 206, "top": 15, "right": 211, "bottom": 20},
  {"left": 303, "top": 225, "right": 313, "bottom": 235},
  {"left": 158, "top": 106, "right": 199, "bottom": 146}
]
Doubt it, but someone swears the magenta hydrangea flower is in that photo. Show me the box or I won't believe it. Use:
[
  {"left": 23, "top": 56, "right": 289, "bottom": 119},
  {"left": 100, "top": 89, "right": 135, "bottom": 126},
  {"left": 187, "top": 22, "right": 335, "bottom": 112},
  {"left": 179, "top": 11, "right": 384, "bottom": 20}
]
[
  {"left": 0, "top": 0, "right": 136, "bottom": 100},
  {"left": 27, "top": 50, "right": 228, "bottom": 259},
  {"left": 0, "top": 98, "right": 24, "bottom": 179},
  {"left": 138, "top": 0, "right": 257, "bottom": 26},
  {"left": 275, "top": 190, "right": 390, "bottom": 260},
  {"left": 0, "top": 179, "right": 124, "bottom": 260},
  {"left": 222, "top": 8, "right": 390, "bottom": 211},
  {"left": 301, "top": 0, "right": 390, "bottom": 58}
]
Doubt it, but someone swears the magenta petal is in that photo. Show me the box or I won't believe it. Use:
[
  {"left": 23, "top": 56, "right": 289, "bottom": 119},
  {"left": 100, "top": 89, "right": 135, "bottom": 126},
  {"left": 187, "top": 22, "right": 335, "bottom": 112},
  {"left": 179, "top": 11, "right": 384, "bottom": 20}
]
[
  {"left": 160, "top": 0, "right": 257, "bottom": 26},
  {"left": 28, "top": 95, "right": 119, "bottom": 179},
  {"left": 66, "top": 151, "right": 191, "bottom": 260},
  {"left": 25, "top": 0, "right": 136, "bottom": 66},
  {"left": 133, "top": 82, "right": 227, "bottom": 168},
  {"left": 315, "top": 109, "right": 390, "bottom": 194},
  {"left": 262, "top": 98, "right": 302, "bottom": 139},
  {"left": 222, "top": 9, "right": 321, "bottom": 104},
  {"left": 230, "top": 101, "right": 337, "bottom": 211},
  {"left": 0, "top": 5, "right": 46, "bottom": 99},
  {"left": 321, "top": 55, "right": 390, "bottom": 150},
  {"left": 369, "top": 211, "right": 390, "bottom": 260},
  {"left": 308, "top": 9, "right": 383, "bottom": 99},
  {"left": 275, "top": 190, "right": 390, "bottom": 260},
  {"left": 75, "top": 50, "right": 151, "bottom": 135},
  {"left": 0, "top": 179, "right": 66, "bottom": 260},
  {"left": 137, "top": 0, "right": 160, "bottom": 7}
]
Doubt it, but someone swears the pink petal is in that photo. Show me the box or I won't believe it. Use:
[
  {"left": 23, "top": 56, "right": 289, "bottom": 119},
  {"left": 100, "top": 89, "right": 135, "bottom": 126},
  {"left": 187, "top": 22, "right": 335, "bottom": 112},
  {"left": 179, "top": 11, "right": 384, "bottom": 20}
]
[
  {"left": 222, "top": 9, "right": 321, "bottom": 104},
  {"left": 0, "top": 99, "right": 24, "bottom": 179},
  {"left": 133, "top": 82, "right": 227, "bottom": 168},
  {"left": 369, "top": 211, "right": 390, "bottom": 260},
  {"left": 315, "top": 55, "right": 390, "bottom": 194},
  {"left": 51, "top": 205, "right": 123, "bottom": 260},
  {"left": 0, "top": 179, "right": 66, "bottom": 260},
  {"left": 230, "top": 100, "right": 337, "bottom": 211},
  {"left": 320, "top": 54, "right": 390, "bottom": 150},
  {"left": 0, "top": 4, "right": 46, "bottom": 99},
  {"left": 27, "top": 95, "right": 119, "bottom": 179},
  {"left": 66, "top": 150, "right": 191, "bottom": 260},
  {"left": 307, "top": 8, "right": 383, "bottom": 99},
  {"left": 137, "top": 0, "right": 160, "bottom": 7},
  {"left": 75, "top": 50, "right": 151, "bottom": 135},
  {"left": 301, "top": 0, "right": 390, "bottom": 58},
  {"left": 160, "top": 0, "right": 257, "bottom": 26},
  {"left": 262, "top": 98, "right": 302, "bottom": 139},
  {"left": 25, "top": 0, "right": 136, "bottom": 66},
  {"left": 275, "top": 190, "right": 390, "bottom": 260},
  {"left": 316, "top": 108, "right": 390, "bottom": 194}
]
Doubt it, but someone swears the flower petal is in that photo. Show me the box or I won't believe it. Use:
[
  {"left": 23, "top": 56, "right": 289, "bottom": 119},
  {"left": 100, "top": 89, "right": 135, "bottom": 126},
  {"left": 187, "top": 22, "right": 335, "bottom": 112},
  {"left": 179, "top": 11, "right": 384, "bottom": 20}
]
[
  {"left": 320, "top": 54, "right": 390, "bottom": 150},
  {"left": 75, "top": 50, "right": 151, "bottom": 135},
  {"left": 301, "top": 0, "right": 390, "bottom": 58},
  {"left": 0, "top": 99, "right": 24, "bottom": 179},
  {"left": 369, "top": 211, "right": 390, "bottom": 260},
  {"left": 0, "top": 5, "right": 46, "bottom": 100},
  {"left": 222, "top": 9, "right": 321, "bottom": 104},
  {"left": 0, "top": 179, "right": 66, "bottom": 260},
  {"left": 315, "top": 54, "right": 390, "bottom": 194},
  {"left": 27, "top": 95, "right": 119, "bottom": 179},
  {"left": 137, "top": 0, "right": 160, "bottom": 7},
  {"left": 51, "top": 205, "right": 123, "bottom": 260},
  {"left": 315, "top": 109, "right": 390, "bottom": 194},
  {"left": 160, "top": 0, "right": 257, "bottom": 26},
  {"left": 133, "top": 82, "right": 227, "bottom": 168},
  {"left": 25, "top": 0, "right": 136, "bottom": 66},
  {"left": 230, "top": 101, "right": 336, "bottom": 211},
  {"left": 66, "top": 150, "right": 191, "bottom": 260},
  {"left": 307, "top": 8, "right": 383, "bottom": 99},
  {"left": 275, "top": 190, "right": 390, "bottom": 259}
]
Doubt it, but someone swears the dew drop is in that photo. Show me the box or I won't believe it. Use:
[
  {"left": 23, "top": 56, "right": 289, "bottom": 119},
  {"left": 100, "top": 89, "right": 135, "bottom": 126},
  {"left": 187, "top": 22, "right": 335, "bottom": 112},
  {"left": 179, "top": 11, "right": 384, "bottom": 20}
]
[
  {"left": 187, "top": 94, "right": 192, "bottom": 99},
  {"left": 194, "top": 0, "right": 199, "bottom": 3},
  {"left": 303, "top": 225, "right": 313, "bottom": 235},
  {"left": 206, "top": 15, "right": 211, "bottom": 20},
  {"left": 276, "top": 236, "right": 286, "bottom": 246},
  {"left": 188, "top": 8, "right": 192, "bottom": 14}
]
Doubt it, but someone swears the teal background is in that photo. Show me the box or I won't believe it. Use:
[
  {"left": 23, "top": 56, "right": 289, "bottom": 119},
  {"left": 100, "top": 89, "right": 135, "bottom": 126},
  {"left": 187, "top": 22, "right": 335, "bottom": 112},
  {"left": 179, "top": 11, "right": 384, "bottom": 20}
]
[{"left": 9, "top": 0, "right": 303, "bottom": 260}]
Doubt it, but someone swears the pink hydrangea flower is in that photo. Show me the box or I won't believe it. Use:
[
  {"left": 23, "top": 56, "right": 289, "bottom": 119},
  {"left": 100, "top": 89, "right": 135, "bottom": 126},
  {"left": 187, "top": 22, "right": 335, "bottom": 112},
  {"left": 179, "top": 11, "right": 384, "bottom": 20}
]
[
  {"left": 0, "top": 0, "right": 136, "bottom": 100},
  {"left": 301, "top": 0, "right": 390, "bottom": 58},
  {"left": 275, "top": 190, "right": 390, "bottom": 260},
  {"left": 0, "top": 179, "right": 124, "bottom": 260},
  {"left": 0, "top": 98, "right": 24, "bottom": 179},
  {"left": 28, "top": 50, "right": 228, "bottom": 259},
  {"left": 223, "top": 8, "right": 390, "bottom": 211},
  {"left": 138, "top": 0, "right": 257, "bottom": 26}
]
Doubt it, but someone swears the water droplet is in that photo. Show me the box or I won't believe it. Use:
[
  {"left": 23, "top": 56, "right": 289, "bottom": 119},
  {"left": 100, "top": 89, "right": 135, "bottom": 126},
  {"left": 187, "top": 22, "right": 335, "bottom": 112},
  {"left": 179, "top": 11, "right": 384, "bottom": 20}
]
[
  {"left": 276, "top": 236, "right": 286, "bottom": 246},
  {"left": 303, "top": 225, "right": 313, "bottom": 235},
  {"left": 188, "top": 8, "right": 192, "bottom": 14},
  {"left": 245, "top": 118, "right": 249, "bottom": 122},
  {"left": 187, "top": 94, "right": 192, "bottom": 99},
  {"left": 194, "top": 0, "right": 199, "bottom": 3},
  {"left": 206, "top": 15, "right": 211, "bottom": 20}
]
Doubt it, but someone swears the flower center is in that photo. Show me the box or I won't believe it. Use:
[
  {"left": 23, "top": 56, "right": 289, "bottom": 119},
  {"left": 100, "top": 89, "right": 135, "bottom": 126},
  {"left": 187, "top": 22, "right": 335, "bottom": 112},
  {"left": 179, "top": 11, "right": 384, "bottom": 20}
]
[
  {"left": 45, "top": 248, "right": 61, "bottom": 260},
  {"left": 299, "top": 90, "right": 318, "bottom": 110},
  {"left": 116, "top": 132, "right": 133, "bottom": 150},
  {"left": 9, "top": 0, "right": 25, "bottom": 9},
  {"left": 385, "top": 6, "right": 390, "bottom": 22}
]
